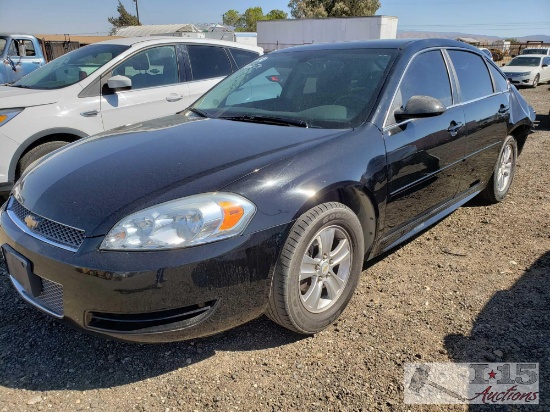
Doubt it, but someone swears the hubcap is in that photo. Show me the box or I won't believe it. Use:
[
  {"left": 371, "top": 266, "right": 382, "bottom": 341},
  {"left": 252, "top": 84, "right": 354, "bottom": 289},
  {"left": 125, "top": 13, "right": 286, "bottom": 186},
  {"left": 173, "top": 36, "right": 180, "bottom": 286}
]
[
  {"left": 298, "top": 225, "right": 352, "bottom": 313},
  {"left": 496, "top": 143, "right": 514, "bottom": 193}
]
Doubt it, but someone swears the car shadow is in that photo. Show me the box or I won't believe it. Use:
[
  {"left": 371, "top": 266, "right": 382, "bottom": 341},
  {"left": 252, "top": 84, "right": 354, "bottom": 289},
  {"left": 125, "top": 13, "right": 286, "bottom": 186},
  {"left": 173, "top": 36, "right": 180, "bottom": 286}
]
[
  {"left": 534, "top": 111, "right": 550, "bottom": 132},
  {"left": 0, "top": 259, "right": 305, "bottom": 392},
  {"left": 444, "top": 251, "right": 550, "bottom": 409}
]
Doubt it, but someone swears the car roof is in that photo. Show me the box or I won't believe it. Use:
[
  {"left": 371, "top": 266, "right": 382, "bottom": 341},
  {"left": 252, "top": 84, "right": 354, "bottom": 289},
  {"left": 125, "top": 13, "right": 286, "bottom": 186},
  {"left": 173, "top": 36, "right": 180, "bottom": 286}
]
[
  {"left": 88, "top": 36, "right": 263, "bottom": 52},
  {"left": 270, "top": 38, "right": 481, "bottom": 54}
]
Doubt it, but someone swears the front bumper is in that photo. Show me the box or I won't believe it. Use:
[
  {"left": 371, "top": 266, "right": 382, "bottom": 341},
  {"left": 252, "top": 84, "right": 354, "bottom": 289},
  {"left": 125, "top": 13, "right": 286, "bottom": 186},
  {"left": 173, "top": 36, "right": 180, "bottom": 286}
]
[
  {"left": 504, "top": 73, "right": 535, "bottom": 86},
  {"left": 0, "top": 201, "right": 287, "bottom": 343}
]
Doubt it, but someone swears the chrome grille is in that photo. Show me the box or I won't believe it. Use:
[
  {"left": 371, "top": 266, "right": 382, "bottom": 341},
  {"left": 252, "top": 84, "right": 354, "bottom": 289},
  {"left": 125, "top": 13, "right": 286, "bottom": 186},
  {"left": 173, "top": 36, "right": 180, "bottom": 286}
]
[{"left": 8, "top": 198, "right": 85, "bottom": 251}]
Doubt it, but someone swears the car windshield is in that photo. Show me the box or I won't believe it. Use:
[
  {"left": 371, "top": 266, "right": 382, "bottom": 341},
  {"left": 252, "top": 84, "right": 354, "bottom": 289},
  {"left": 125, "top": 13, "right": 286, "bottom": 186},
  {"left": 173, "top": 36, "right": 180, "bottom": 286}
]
[
  {"left": 522, "top": 48, "right": 548, "bottom": 55},
  {"left": 0, "top": 38, "right": 6, "bottom": 56},
  {"left": 507, "top": 57, "right": 541, "bottom": 67},
  {"left": 12, "top": 43, "right": 130, "bottom": 89},
  {"left": 190, "top": 48, "right": 397, "bottom": 129}
]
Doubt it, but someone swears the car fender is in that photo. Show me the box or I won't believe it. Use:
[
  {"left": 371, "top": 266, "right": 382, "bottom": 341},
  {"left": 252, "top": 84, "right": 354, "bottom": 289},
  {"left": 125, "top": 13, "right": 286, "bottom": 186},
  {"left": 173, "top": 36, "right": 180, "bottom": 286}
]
[
  {"left": 8, "top": 127, "right": 88, "bottom": 181},
  {"left": 225, "top": 123, "right": 388, "bottom": 250}
]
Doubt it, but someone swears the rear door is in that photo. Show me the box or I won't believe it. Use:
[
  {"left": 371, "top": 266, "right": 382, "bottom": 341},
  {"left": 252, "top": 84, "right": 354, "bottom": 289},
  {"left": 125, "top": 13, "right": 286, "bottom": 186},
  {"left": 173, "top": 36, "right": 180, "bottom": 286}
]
[
  {"left": 446, "top": 50, "right": 509, "bottom": 193},
  {"left": 100, "top": 44, "right": 189, "bottom": 131},
  {"left": 184, "top": 45, "right": 234, "bottom": 103},
  {"left": 383, "top": 49, "right": 467, "bottom": 232}
]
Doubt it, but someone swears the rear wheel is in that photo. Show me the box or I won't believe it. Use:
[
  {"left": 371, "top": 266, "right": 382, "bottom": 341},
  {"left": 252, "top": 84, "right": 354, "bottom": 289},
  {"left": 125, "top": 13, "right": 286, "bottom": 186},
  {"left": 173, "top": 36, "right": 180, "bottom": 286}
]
[
  {"left": 266, "top": 202, "right": 364, "bottom": 334},
  {"left": 16, "top": 141, "right": 69, "bottom": 179},
  {"left": 479, "top": 135, "right": 517, "bottom": 204}
]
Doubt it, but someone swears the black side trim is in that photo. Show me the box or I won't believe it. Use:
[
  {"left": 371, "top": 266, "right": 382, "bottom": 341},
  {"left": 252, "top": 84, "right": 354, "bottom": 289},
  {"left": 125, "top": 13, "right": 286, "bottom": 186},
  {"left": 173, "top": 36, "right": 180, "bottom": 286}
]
[{"left": 86, "top": 300, "right": 218, "bottom": 334}]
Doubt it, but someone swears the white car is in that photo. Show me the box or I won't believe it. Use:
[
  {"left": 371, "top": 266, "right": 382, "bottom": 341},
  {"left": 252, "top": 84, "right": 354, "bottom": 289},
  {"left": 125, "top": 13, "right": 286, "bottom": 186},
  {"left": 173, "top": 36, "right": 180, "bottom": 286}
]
[
  {"left": 502, "top": 54, "right": 550, "bottom": 88},
  {"left": 0, "top": 37, "right": 263, "bottom": 192},
  {"left": 521, "top": 47, "right": 550, "bottom": 56}
]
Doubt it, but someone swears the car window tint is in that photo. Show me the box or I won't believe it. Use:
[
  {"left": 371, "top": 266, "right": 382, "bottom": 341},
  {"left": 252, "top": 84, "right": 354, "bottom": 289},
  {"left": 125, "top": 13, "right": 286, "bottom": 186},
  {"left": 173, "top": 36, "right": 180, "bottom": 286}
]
[
  {"left": 487, "top": 63, "right": 508, "bottom": 92},
  {"left": 115, "top": 46, "right": 178, "bottom": 90},
  {"left": 390, "top": 50, "right": 452, "bottom": 122},
  {"left": 448, "top": 50, "right": 493, "bottom": 102},
  {"left": 230, "top": 49, "right": 259, "bottom": 68},
  {"left": 188, "top": 45, "right": 232, "bottom": 81}
]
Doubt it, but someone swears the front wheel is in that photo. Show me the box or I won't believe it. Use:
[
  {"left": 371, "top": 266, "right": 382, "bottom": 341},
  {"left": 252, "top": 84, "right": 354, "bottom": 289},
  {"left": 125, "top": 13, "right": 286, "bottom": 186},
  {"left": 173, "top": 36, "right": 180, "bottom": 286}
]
[
  {"left": 266, "top": 202, "right": 364, "bottom": 334},
  {"left": 478, "top": 135, "right": 517, "bottom": 204},
  {"left": 16, "top": 141, "right": 69, "bottom": 179},
  {"left": 532, "top": 74, "right": 539, "bottom": 88}
]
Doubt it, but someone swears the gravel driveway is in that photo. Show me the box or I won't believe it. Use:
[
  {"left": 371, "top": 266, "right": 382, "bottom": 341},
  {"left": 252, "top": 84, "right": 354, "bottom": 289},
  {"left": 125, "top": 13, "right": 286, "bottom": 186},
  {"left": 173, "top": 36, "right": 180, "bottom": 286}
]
[{"left": 0, "top": 86, "right": 549, "bottom": 412}]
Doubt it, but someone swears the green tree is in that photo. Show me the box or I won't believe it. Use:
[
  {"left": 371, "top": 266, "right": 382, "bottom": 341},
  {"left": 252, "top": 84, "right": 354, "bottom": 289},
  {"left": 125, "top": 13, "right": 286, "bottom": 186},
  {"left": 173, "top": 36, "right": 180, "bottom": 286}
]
[
  {"left": 505, "top": 38, "right": 519, "bottom": 43},
  {"left": 289, "top": 0, "right": 381, "bottom": 18},
  {"left": 108, "top": 0, "right": 141, "bottom": 34},
  {"left": 240, "top": 7, "right": 265, "bottom": 32},
  {"left": 266, "top": 9, "right": 288, "bottom": 20},
  {"left": 223, "top": 9, "right": 242, "bottom": 27}
]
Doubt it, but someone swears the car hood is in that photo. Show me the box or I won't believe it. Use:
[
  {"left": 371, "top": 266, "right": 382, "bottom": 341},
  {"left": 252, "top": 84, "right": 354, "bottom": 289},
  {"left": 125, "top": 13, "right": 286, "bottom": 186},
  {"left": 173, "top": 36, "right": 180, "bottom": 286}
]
[
  {"left": 502, "top": 66, "right": 539, "bottom": 73},
  {"left": 15, "top": 114, "right": 349, "bottom": 237},
  {"left": 0, "top": 85, "right": 61, "bottom": 108}
]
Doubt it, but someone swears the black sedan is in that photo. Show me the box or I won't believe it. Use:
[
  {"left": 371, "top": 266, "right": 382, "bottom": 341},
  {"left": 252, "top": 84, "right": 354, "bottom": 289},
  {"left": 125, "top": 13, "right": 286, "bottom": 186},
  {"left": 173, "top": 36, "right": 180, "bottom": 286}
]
[{"left": 0, "top": 39, "right": 535, "bottom": 343}]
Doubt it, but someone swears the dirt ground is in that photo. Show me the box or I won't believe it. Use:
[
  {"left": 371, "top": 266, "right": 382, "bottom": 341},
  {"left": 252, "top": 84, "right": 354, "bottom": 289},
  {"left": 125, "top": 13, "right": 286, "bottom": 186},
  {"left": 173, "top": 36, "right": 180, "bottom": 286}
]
[{"left": 0, "top": 86, "right": 549, "bottom": 412}]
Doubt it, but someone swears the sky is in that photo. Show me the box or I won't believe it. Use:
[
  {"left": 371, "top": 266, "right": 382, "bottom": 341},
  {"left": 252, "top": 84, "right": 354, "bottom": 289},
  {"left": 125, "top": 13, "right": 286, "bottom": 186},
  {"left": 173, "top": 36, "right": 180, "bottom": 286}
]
[{"left": 0, "top": 0, "right": 548, "bottom": 38}]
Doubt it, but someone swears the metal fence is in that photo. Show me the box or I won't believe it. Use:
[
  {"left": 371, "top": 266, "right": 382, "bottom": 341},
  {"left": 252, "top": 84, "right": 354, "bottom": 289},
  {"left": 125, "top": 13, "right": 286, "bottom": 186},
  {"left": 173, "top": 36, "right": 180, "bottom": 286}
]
[{"left": 473, "top": 41, "right": 550, "bottom": 64}]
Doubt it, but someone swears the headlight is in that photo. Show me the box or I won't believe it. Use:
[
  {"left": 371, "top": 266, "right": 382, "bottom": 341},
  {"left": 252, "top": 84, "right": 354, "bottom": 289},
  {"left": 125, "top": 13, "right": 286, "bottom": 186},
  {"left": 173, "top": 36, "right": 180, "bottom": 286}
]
[
  {"left": 0, "top": 108, "right": 24, "bottom": 127},
  {"left": 101, "top": 193, "right": 256, "bottom": 251}
]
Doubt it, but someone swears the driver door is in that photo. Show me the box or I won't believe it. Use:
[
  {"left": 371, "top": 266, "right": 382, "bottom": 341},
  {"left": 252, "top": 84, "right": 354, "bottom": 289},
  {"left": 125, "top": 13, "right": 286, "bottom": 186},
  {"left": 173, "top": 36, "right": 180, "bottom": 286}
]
[
  {"left": 383, "top": 50, "right": 467, "bottom": 232},
  {"left": 100, "top": 45, "right": 190, "bottom": 131}
]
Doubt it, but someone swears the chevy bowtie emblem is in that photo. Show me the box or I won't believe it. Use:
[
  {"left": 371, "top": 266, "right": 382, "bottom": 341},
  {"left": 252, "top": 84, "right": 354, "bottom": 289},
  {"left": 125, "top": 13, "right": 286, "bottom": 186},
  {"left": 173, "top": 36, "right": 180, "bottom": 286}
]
[{"left": 24, "top": 215, "right": 40, "bottom": 230}]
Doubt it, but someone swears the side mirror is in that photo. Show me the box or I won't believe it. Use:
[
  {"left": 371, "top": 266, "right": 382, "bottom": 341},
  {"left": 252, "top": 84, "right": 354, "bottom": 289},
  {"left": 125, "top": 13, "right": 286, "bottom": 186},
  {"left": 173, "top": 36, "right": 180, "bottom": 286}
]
[
  {"left": 502, "top": 63, "right": 506, "bottom": 67},
  {"left": 394, "top": 95, "right": 446, "bottom": 121},
  {"left": 107, "top": 75, "right": 132, "bottom": 91},
  {"left": 543, "top": 64, "right": 549, "bottom": 68}
]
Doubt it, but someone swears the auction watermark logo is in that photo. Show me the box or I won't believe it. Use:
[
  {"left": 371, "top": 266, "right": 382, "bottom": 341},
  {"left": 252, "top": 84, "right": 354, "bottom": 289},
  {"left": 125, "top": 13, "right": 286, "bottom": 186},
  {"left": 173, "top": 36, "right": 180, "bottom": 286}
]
[{"left": 404, "top": 363, "right": 539, "bottom": 404}]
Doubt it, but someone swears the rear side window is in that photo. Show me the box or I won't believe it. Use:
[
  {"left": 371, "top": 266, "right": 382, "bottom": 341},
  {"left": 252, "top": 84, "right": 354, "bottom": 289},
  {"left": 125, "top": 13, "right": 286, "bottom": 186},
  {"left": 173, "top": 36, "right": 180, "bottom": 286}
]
[
  {"left": 230, "top": 48, "right": 259, "bottom": 68},
  {"left": 187, "top": 45, "right": 232, "bottom": 81},
  {"left": 390, "top": 50, "right": 452, "bottom": 122},
  {"left": 448, "top": 50, "right": 493, "bottom": 102},
  {"left": 487, "top": 63, "right": 508, "bottom": 92}
]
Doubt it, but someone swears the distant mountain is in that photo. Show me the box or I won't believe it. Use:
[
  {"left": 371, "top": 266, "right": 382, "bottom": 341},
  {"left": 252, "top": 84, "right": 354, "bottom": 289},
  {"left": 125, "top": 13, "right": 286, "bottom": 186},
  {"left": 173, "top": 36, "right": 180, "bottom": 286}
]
[{"left": 397, "top": 31, "right": 550, "bottom": 43}]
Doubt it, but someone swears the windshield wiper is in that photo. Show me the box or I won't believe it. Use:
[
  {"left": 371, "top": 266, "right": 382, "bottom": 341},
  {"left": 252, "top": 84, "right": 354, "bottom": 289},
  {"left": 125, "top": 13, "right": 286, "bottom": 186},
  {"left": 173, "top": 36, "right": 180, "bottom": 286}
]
[
  {"left": 218, "top": 115, "right": 309, "bottom": 128},
  {"left": 186, "top": 107, "right": 209, "bottom": 118}
]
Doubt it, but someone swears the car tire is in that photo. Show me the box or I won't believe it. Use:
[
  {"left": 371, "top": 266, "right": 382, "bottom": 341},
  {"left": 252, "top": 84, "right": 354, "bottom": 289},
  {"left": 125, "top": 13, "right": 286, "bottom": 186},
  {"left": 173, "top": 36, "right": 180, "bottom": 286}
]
[
  {"left": 17, "top": 141, "right": 69, "bottom": 178},
  {"left": 266, "top": 202, "right": 364, "bottom": 334},
  {"left": 532, "top": 74, "right": 539, "bottom": 88},
  {"left": 479, "top": 135, "right": 517, "bottom": 204}
]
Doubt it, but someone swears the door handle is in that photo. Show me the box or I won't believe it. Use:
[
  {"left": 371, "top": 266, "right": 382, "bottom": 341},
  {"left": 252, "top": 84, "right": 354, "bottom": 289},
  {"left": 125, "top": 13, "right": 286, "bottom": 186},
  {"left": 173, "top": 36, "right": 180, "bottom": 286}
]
[
  {"left": 32, "top": 61, "right": 40, "bottom": 64},
  {"left": 80, "top": 109, "right": 99, "bottom": 117},
  {"left": 447, "top": 121, "right": 464, "bottom": 137},
  {"left": 166, "top": 93, "right": 183, "bottom": 102}
]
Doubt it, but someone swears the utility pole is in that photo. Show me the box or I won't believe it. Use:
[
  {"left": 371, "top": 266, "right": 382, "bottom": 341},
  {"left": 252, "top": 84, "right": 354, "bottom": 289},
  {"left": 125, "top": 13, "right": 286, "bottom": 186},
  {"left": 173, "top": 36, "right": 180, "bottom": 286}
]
[{"left": 134, "top": 0, "right": 141, "bottom": 25}]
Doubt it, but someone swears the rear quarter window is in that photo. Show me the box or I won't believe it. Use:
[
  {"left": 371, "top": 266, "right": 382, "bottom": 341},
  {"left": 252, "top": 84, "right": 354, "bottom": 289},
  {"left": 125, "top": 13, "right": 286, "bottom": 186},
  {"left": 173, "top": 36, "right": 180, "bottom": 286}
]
[
  {"left": 229, "top": 49, "right": 260, "bottom": 68},
  {"left": 487, "top": 62, "right": 509, "bottom": 92}
]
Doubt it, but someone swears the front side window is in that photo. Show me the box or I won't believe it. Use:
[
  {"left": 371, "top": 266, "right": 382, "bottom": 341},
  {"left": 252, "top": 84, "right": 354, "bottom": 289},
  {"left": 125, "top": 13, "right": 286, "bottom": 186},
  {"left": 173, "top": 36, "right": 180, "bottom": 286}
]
[
  {"left": 389, "top": 50, "right": 452, "bottom": 123},
  {"left": 191, "top": 48, "right": 396, "bottom": 129},
  {"left": 7, "top": 40, "right": 17, "bottom": 57},
  {"left": 448, "top": 50, "right": 493, "bottom": 102},
  {"left": 187, "top": 45, "right": 232, "bottom": 81},
  {"left": 112, "top": 45, "right": 178, "bottom": 90},
  {"left": 12, "top": 44, "right": 129, "bottom": 89}
]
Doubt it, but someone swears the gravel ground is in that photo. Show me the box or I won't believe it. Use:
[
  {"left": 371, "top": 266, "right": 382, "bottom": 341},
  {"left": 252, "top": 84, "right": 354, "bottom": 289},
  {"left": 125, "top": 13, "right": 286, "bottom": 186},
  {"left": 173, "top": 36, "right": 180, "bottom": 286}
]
[{"left": 0, "top": 86, "right": 549, "bottom": 412}]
